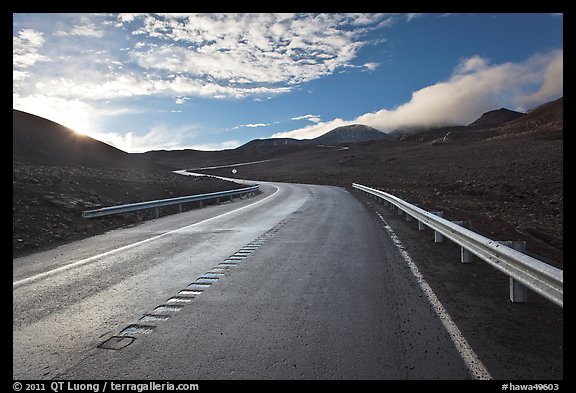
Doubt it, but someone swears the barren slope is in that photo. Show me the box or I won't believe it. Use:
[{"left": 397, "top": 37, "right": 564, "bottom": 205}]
[
  {"left": 185, "top": 98, "right": 563, "bottom": 267},
  {"left": 13, "top": 110, "right": 244, "bottom": 257}
]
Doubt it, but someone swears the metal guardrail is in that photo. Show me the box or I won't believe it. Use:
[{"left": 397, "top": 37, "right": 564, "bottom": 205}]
[
  {"left": 82, "top": 185, "right": 260, "bottom": 218},
  {"left": 352, "top": 183, "right": 563, "bottom": 308}
]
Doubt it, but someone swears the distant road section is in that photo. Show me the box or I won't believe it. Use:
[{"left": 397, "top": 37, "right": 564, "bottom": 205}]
[
  {"left": 14, "top": 181, "right": 485, "bottom": 379},
  {"left": 186, "top": 159, "right": 275, "bottom": 171}
]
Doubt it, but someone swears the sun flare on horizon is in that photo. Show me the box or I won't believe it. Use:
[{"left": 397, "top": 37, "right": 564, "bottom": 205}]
[
  {"left": 44, "top": 110, "right": 95, "bottom": 137},
  {"left": 14, "top": 96, "right": 98, "bottom": 138}
]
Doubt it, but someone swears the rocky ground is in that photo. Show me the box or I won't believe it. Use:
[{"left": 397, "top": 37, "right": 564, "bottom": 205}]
[
  {"left": 357, "top": 191, "right": 563, "bottom": 379},
  {"left": 12, "top": 100, "right": 563, "bottom": 381},
  {"left": 13, "top": 99, "right": 563, "bottom": 269},
  {"left": 193, "top": 125, "right": 563, "bottom": 268},
  {"left": 12, "top": 161, "right": 244, "bottom": 258}
]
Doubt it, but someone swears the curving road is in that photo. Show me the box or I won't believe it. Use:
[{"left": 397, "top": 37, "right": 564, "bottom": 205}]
[{"left": 13, "top": 181, "right": 486, "bottom": 380}]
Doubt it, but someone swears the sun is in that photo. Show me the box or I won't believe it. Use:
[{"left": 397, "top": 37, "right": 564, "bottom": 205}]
[
  {"left": 49, "top": 108, "right": 95, "bottom": 137},
  {"left": 68, "top": 122, "right": 93, "bottom": 137},
  {"left": 15, "top": 96, "right": 97, "bottom": 137}
]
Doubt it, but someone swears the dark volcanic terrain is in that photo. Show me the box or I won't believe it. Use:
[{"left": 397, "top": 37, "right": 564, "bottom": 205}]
[
  {"left": 13, "top": 111, "right": 244, "bottom": 257},
  {"left": 13, "top": 97, "right": 562, "bottom": 269},
  {"left": 12, "top": 98, "right": 563, "bottom": 381},
  {"left": 144, "top": 97, "right": 564, "bottom": 268}
]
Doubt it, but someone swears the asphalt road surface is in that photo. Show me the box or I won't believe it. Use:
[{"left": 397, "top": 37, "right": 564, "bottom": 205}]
[{"left": 14, "top": 182, "right": 487, "bottom": 380}]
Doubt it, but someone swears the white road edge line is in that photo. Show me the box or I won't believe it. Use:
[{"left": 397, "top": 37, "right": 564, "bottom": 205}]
[
  {"left": 13, "top": 185, "right": 280, "bottom": 289},
  {"left": 375, "top": 211, "right": 492, "bottom": 380}
]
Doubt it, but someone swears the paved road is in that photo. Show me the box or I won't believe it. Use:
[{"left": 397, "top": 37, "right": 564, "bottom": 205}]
[{"left": 13, "top": 182, "right": 481, "bottom": 380}]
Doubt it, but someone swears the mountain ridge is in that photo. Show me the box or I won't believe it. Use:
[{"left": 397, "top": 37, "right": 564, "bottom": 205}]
[
  {"left": 13, "top": 97, "right": 563, "bottom": 268},
  {"left": 14, "top": 96, "right": 563, "bottom": 169},
  {"left": 467, "top": 108, "right": 526, "bottom": 128},
  {"left": 12, "top": 109, "right": 164, "bottom": 171}
]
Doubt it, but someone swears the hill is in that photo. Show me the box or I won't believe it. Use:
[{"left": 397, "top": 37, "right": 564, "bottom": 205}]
[
  {"left": 310, "top": 124, "right": 388, "bottom": 145},
  {"left": 13, "top": 110, "right": 243, "bottom": 257},
  {"left": 236, "top": 124, "right": 388, "bottom": 150},
  {"left": 467, "top": 108, "right": 525, "bottom": 128},
  {"left": 13, "top": 109, "right": 161, "bottom": 170},
  {"left": 238, "top": 138, "right": 304, "bottom": 150},
  {"left": 13, "top": 96, "right": 563, "bottom": 265},
  {"left": 499, "top": 96, "right": 563, "bottom": 132},
  {"left": 188, "top": 98, "right": 562, "bottom": 267}
]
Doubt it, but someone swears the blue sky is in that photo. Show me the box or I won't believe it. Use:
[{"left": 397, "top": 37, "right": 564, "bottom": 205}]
[{"left": 13, "top": 13, "right": 563, "bottom": 152}]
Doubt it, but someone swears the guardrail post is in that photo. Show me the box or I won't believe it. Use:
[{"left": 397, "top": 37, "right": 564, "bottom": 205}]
[
  {"left": 431, "top": 211, "right": 444, "bottom": 242},
  {"left": 178, "top": 204, "right": 182, "bottom": 213},
  {"left": 418, "top": 221, "right": 426, "bottom": 231},
  {"left": 453, "top": 221, "right": 473, "bottom": 263},
  {"left": 153, "top": 207, "right": 159, "bottom": 219},
  {"left": 460, "top": 248, "right": 472, "bottom": 263},
  {"left": 500, "top": 240, "right": 528, "bottom": 303},
  {"left": 198, "top": 200, "right": 203, "bottom": 208}
]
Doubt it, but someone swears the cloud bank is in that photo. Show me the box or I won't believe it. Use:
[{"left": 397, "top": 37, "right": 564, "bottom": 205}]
[
  {"left": 273, "top": 49, "right": 563, "bottom": 139},
  {"left": 13, "top": 13, "right": 391, "bottom": 104},
  {"left": 13, "top": 14, "right": 562, "bottom": 151},
  {"left": 12, "top": 13, "right": 394, "bottom": 150},
  {"left": 88, "top": 125, "right": 241, "bottom": 153}
]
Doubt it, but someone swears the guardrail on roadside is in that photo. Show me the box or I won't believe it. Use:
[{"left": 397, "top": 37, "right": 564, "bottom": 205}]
[
  {"left": 352, "top": 183, "right": 563, "bottom": 308},
  {"left": 82, "top": 185, "right": 260, "bottom": 219}
]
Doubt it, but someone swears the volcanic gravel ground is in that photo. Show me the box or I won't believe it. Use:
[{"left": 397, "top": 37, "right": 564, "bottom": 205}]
[
  {"left": 12, "top": 162, "right": 244, "bottom": 258},
  {"left": 194, "top": 128, "right": 563, "bottom": 268}
]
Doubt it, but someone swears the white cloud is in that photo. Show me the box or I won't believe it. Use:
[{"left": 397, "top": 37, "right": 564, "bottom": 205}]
[
  {"left": 405, "top": 13, "right": 423, "bottom": 22},
  {"left": 13, "top": 13, "right": 395, "bottom": 109},
  {"left": 15, "top": 28, "right": 45, "bottom": 47},
  {"left": 55, "top": 21, "right": 105, "bottom": 38},
  {"left": 13, "top": 29, "right": 49, "bottom": 68},
  {"left": 89, "top": 123, "right": 200, "bottom": 153},
  {"left": 514, "top": 50, "right": 563, "bottom": 110},
  {"left": 273, "top": 118, "right": 351, "bottom": 140},
  {"left": 454, "top": 55, "right": 488, "bottom": 74},
  {"left": 72, "top": 119, "right": 240, "bottom": 153},
  {"left": 187, "top": 140, "right": 242, "bottom": 151},
  {"left": 118, "top": 13, "right": 388, "bottom": 97},
  {"left": 291, "top": 114, "right": 322, "bottom": 123},
  {"left": 344, "top": 13, "right": 389, "bottom": 26},
  {"left": 87, "top": 131, "right": 133, "bottom": 152},
  {"left": 233, "top": 123, "right": 271, "bottom": 129},
  {"left": 27, "top": 70, "right": 293, "bottom": 102},
  {"left": 13, "top": 14, "right": 562, "bottom": 152},
  {"left": 13, "top": 70, "right": 28, "bottom": 81},
  {"left": 11, "top": 89, "right": 235, "bottom": 152},
  {"left": 273, "top": 49, "right": 563, "bottom": 139},
  {"left": 116, "top": 13, "right": 146, "bottom": 24},
  {"left": 363, "top": 62, "right": 380, "bottom": 71}
]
